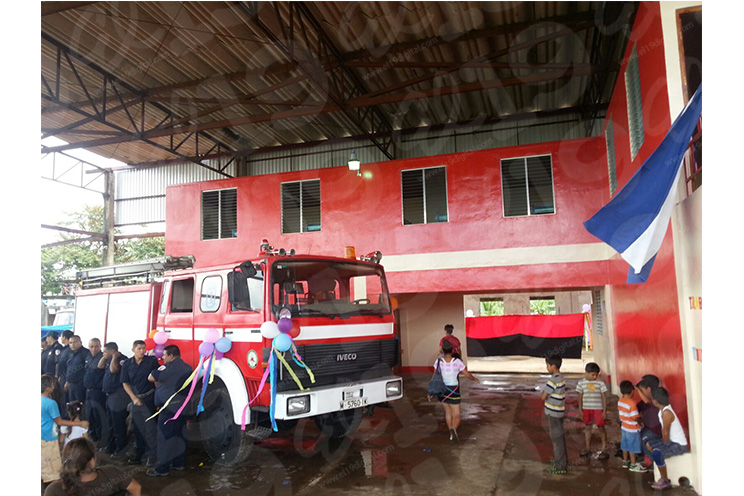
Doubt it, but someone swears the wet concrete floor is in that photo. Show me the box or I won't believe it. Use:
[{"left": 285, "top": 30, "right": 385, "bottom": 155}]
[{"left": 97, "top": 373, "right": 698, "bottom": 496}]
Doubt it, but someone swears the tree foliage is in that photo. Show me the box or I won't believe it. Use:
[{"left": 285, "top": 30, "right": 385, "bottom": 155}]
[{"left": 41, "top": 205, "right": 164, "bottom": 296}]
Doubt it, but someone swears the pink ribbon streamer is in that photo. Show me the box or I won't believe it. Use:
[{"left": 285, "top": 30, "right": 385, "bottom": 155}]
[
  {"left": 241, "top": 363, "right": 272, "bottom": 430},
  {"left": 165, "top": 355, "right": 205, "bottom": 425}
]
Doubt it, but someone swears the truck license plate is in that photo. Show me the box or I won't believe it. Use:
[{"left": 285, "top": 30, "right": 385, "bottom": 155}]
[{"left": 340, "top": 397, "right": 367, "bottom": 410}]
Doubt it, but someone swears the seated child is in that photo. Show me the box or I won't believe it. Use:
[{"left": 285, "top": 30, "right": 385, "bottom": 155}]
[{"left": 647, "top": 387, "right": 688, "bottom": 491}]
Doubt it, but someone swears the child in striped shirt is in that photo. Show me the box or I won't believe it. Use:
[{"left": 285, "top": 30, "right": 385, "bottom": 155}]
[
  {"left": 618, "top": 380, "right": 647, "bottom": 472},
  {"left": 541, "top": 354, "right": 567, "bottom": 474},
  {"left": 576, "top": 362, "right": 609, "bottom": 458}
]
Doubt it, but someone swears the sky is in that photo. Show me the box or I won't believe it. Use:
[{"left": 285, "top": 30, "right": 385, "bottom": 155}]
[{"left": 40, "top": 136, "right": 125, "bottom": 244}]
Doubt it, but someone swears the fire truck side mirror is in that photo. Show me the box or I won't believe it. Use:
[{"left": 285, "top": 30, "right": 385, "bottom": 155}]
[{"left": 227, "top": 270, "right": 251, "bottom": 310}]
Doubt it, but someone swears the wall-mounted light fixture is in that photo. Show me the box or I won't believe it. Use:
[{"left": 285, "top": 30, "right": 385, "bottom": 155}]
[{"left": 348, "top": 150, "right": 361, "bottom": 176}]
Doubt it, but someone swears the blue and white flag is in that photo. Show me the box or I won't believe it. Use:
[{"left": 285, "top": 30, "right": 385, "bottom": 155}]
[{"left": 584, "top": 85, "right": 702, "bottom": 284}]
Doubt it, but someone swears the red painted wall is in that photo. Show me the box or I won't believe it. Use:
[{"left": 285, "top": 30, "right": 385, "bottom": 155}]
[
  {"left": 166, "top": 137, "right": 610, "bottom": 293},
  {"left": 601, "top": 2, "right": 688, "bottom": 430}
]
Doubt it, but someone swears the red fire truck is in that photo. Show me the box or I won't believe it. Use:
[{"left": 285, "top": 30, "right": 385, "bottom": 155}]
[{"left": 73, "top": 241, "right": 402, "bottom": 465}]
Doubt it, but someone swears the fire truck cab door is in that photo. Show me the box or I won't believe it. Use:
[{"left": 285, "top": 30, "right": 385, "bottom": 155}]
[{"left": 161, "top": 277, "right": 197, "bottom": 364}]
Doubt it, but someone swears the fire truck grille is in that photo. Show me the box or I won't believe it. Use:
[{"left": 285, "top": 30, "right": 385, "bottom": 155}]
[{"left": 274, "top": 338, "right": 399, "bottom": 392}]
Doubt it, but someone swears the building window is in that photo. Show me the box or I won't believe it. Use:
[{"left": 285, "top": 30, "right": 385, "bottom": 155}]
[
  {"left": 401, "top": 166, "right": 448, "bottom": 225},
  {"left": 625, "top": 45, "right": 645, "bottom": 160},
  {"left": 201, "top": 188, "right": 237, "bottom": 240},
  {"left": 282, "top": 180, "right": 321, "bottom": 234},
  {"left": 530, "top": 297, "right": 556, "bottom": 315},
  {"left": 605, "top": 119, "right": 618, "bottom": 196},
  {"left": 480, "top": 298, "right": 505, "bottom": 316},
  {"left": 501, "top": 155, "right": 555, "bottom": 217}
]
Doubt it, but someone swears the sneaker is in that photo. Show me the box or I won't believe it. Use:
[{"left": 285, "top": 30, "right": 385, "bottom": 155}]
[
  {"left": 580, "top": 449, "right": 591, "bottom": 457},
  {"left": 171, "top": 465, "right": 186, "bottom": 471},
  {"left": 127, "top": 457, "right": 142, "bottom": 465},
  {"left": 651, "top": 478, "right": 671, "bottom": 490},
  {"left": 597, "top": 451, "right": 610, "bottom": 460},
  {"left": 630, "top": 463, "right": 649, "bottom": 473},
  {"left": 622, "top": 460, "right": 631, "bottom": 469},
  {"left": 146, "top": 469, "right": 169, "bottom": 477},
  {"left": 451, "top": 429, "right": 459, "bottom": 443}
]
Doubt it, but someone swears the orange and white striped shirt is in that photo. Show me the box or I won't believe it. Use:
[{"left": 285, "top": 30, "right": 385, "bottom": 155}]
[{"left": 618, "top": 397, "right": 641, "bottom": 432}]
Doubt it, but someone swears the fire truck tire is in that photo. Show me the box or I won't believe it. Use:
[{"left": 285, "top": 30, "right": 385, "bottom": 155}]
[
  {"left": 199, "top": 386, "right": 253, "bottom": 467},
  {"left": 313, "top": 408, "right": 363, "bottom": 438}
]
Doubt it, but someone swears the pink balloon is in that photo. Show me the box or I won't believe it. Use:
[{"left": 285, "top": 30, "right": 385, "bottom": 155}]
[
  {"left": 153, "top": 331, "right": 168, "bottom": 345},
  {"left": 204, "top": 328, "right": 221, "bottom": 343},
  {"left": 199, "top": 341, "right": 215, "bottom": 356}
]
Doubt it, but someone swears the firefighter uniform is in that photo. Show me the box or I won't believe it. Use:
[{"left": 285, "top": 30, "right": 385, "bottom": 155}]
[
  {"left": 64, "top": 346, "right": 91, "bottom": 403},
  {"left": 121, "top": 354, "right": 159, "bottom": 465},
  {"left": 83, "top": 351, "right": 106, "bottom": 444},
  {"left": 150, "top": 357, "right": 193, "bottom": 475},
  {"left": 42, "top": 340, "right": 64, "bottom": 376},
  {"left": 102, "top": 353, "right": 129, "bottom": 457}
]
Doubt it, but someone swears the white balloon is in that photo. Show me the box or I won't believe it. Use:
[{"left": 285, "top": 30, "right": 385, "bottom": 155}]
[
  {"left": 465, "top": 309, "right": 474, "bottom": 317},
  {"left": 260, "top": 321, "right": 280, "bottom": 339},
  {"left": 582, "top": 304, "right": 591, "bottom": 313}
]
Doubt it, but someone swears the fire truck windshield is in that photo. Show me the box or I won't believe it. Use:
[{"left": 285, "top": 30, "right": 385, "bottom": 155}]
[{"left": 270, "top": 259, "right": 392, "bottom": 319}]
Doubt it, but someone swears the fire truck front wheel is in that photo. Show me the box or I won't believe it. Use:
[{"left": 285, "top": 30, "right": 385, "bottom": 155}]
[
  {"left": 314, "top": 408, "right": 363, "bottom": 438},
  {"left": 199, "top": 386, "right": 253, "bottom": 467}
]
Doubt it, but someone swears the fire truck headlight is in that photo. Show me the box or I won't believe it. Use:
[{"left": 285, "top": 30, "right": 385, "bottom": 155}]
[
  {"left": 385, "top": 379, "right": 402, "bottom": 397},
  {"left": 287, "top": 395, "right": 311, "bottom": 416}
]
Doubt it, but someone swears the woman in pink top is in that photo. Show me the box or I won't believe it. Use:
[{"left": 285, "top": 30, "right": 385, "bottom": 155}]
[{"left": 428, "top": 339, "right": 479, "bottom": 442}]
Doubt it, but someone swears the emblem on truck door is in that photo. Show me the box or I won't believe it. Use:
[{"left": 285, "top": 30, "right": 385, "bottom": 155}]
[
  {"left": 247, "top": 350, "right": 259, "bottom": 369},
  {"left": 336, "top": 353, "right": 357, "bottom": 362}
]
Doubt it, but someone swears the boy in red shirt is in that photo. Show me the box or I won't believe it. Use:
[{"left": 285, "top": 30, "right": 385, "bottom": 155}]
[{"left": 439, "top": 324, "right": 461, "bottom": 359}]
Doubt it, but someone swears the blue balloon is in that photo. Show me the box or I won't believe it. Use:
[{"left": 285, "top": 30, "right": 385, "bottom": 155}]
[
  {"left": 273, "top": 333, "right": 292, "bottom": 352},
  {"left": 215, "top": 337, "right": 232, "bottom": 353}
]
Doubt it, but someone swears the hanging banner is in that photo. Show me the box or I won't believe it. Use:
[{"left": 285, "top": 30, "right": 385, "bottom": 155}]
[{"left": 466, "top": 314, "right": 585, "bottom": 358}]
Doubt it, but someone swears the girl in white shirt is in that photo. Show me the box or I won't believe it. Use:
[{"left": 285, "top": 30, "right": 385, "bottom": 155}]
[
  {"left": 59, "top": 401, "right": 88, "bottom": 447},
  {"left": 428, "top": 340, "right": 479, "bottom": 442}
]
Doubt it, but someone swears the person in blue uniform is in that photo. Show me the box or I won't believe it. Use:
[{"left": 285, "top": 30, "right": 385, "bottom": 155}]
[
  {"left": 56, "top": 330, "right": 74, "bottom": 398},
  {"left": 41, "top": 337, "right": 49, "bottom": 374},
  {"left": 146, "top": 345, "right": 193, "bottom": 477},
  {"left": 83, "top": 338, "right": 105, "bottom": 446},
  {"left": 121, "top": 340, "right": 159, "bottom": 466},
  {"left": 63, "top": 335, "right": 91, "bottom": 404},
  {"left": 43, "top": 331, "right": 67, "bottom": 419},
  {"left": 100, "top": 342, "right": 129, "bottom": 459},
  {"left": 42, "top": 331, "right": 64, "bottom": 376}
]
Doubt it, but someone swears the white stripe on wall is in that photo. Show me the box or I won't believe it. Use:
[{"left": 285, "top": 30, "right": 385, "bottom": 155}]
[{"left": 381, "top": 242, "right": 615, "bottom": 272}]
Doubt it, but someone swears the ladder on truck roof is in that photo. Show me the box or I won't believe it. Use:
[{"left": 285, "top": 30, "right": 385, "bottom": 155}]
[{"left": 76, "top": 255, "right": 195, "bottom": 289}]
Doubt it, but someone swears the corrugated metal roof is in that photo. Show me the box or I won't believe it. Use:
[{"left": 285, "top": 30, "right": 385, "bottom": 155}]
[{"left": 41, "top": 1, "right": 636, "bottom": 172}]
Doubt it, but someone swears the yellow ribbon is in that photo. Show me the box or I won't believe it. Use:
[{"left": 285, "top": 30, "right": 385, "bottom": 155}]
[
  {"left": 291, "top": 343, "right": 316, "bottom": 384},
  {"left": 276, "top": 350, "right": 308, "bottom": 391},
  {"left": 146, "top": 366, "right": 201, "bottom": 422}
]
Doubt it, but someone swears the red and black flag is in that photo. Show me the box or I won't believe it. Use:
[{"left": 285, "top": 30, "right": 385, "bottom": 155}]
[{"left": 465, "top": 314, "right": 585, "bottom": 359}]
